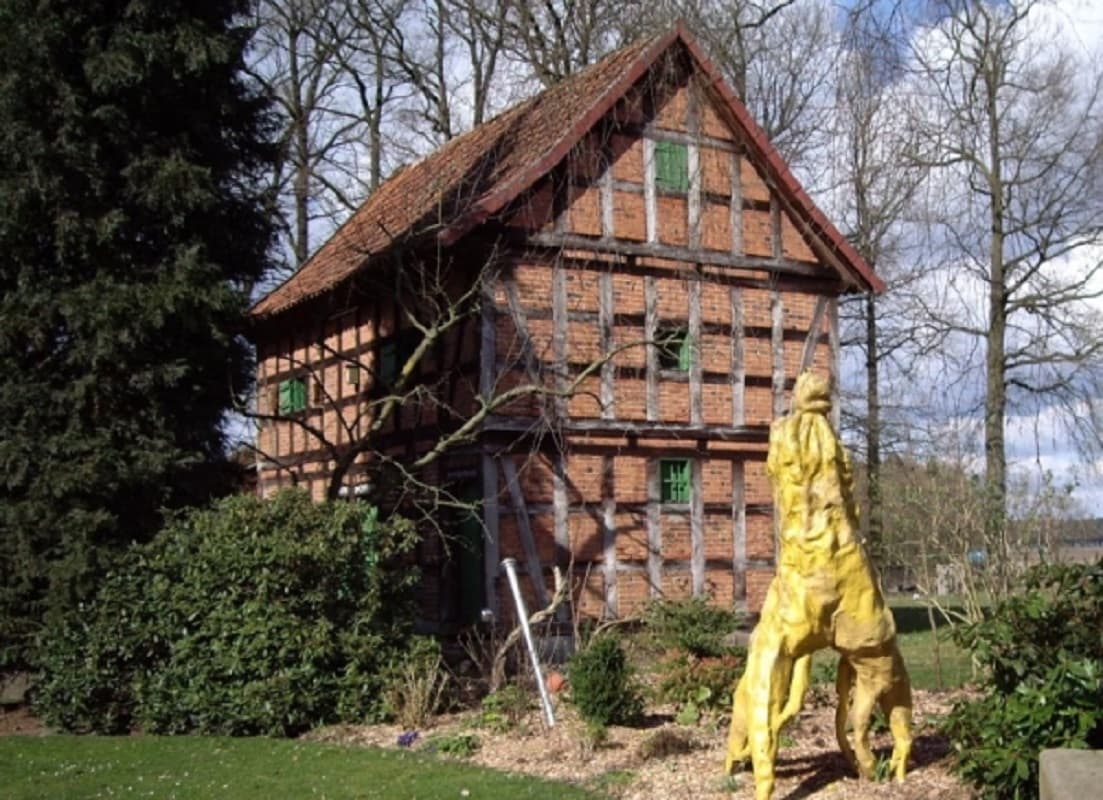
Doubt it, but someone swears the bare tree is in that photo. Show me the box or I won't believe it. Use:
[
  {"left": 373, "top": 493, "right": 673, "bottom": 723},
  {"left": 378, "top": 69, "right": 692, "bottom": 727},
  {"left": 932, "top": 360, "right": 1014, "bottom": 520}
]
[
  {"left": 499, "top": 0, "right": 629, "bottom": 87},
  {"left": 385, "top": 0, "right": 510, "bottom": 146},
  {"left": 880, "top": 438, "right": 1080, "bottom": 627},
  {"left": 907, "top": 0, "right": 1103, "bottom": 535},
  {"left": 250, "top": 0, "right": 349, "bottom": 266},
  {"left": 829, "top": 3, "right": 931, "bottom": 560}
]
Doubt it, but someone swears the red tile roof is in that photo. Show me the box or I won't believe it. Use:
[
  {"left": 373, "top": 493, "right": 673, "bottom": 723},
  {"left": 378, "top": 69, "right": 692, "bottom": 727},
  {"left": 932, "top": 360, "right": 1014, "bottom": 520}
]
[{"left": 251, "top": 24, "right": 880, "bottom": 319}]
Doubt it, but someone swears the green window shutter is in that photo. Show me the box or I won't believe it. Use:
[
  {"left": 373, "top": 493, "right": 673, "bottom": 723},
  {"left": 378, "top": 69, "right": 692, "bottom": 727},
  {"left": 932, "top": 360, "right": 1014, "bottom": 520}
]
[
  {"left": 655, "top": 140, "right": 688, "bottom": 192},
  {"left": 660, "top": 459, "right": 691, "bottom": 504},
  {"left": 678, "top": 334, "right": 693, "bottom": 371},
  {"left": 277, "top": 378, "right": 307, "bottom": 414}
]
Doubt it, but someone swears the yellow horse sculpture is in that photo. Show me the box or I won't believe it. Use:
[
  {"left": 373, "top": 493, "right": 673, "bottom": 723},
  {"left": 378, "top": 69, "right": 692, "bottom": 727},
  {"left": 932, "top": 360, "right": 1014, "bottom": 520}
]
[{"left": 724, "top": 372, "right": 912, "bottom": 800}]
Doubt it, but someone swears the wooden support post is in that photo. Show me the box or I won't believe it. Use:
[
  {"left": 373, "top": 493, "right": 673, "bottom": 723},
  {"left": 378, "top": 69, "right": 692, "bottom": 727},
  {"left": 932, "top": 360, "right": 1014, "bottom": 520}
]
[
  {"left": 691, "top": 458, "right": 705, "bottom": 596},
  {"left": 731, "top": 286, "right": 745, "bottom": 426},
  {"left": 553, "top": 450, "right": 570, "bottom": 620},
  {"left": 480, "top": 277, "right": 497, "bottom": 401},
  {"left": 552, "top": 260, "right": 567, "bottom": 420},
  {"left": 687, "top": 85, "right": 701, "bottom": 251},
  {"left": 689, "top": 277, "right": 703, "bottom": 425},
  {"left": 732, "top": 460, "right": 747, "bottom": 606},
  {"left": 770, "top": 194, "right": 782, "bottom": 260},
  {"left": 799, "top": 297, "right": 829, "bottom": 375},
  {"left": 645, "top": 276, "right": 658, "bottom": 421},
  {"left": 644, "top": 138, "right": 657, "bottom": 244},
  {"left": 771, "top": 289, "right": 785, "bottom": 419},
  {"left": 602, "top": 455, "right": 618, "bottom": 617},
  {"left": 600, "top": 271, "right": 615, "bottom": 419},
  {"left": 646, "top": 460, "right": 662, "bottom": 598},
  {"left": 479, "top": 277, "right": 500, "bottom": 613},
  {"left": 730, "top": 153, "right": 744, "bottom": 254},
  {"left": 600, "top": 148, "right": 615, "bottom": 239},
  {"left": 481, "top": 450, "right": 500, "bottom": 615},
  {"left": 501, "top": 456, "right": 549, "bottom": 608}
]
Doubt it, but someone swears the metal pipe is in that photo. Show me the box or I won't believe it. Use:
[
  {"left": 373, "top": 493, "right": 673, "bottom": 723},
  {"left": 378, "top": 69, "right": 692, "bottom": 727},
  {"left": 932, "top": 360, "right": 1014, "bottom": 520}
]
[{"left": 500, "top": 557, "right": 555, "bottom": 728}]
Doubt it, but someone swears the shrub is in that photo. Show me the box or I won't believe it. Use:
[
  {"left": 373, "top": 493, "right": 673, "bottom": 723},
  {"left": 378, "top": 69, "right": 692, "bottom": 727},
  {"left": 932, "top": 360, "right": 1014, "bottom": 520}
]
[
  {"left": 643, "top": 597, "right": 741, "bottom": 658},
  {"left": 382, "top": 637, "right": 452, "bottom": 730},
  {"left": 655, "top": 651, "right": 744, "bottom": 711},
  {"left": 34, "top": 490, "right": 420, "bottom": 735},
  {"left": 479, "top": 685, "right": 529, "bottom": 732},
  {"left": 425, "top": 731, "right": 480, "bottom": 758},
  {"left": 942, "top": 561, "right": 1103, "bottom": 799},
  {"left": 568, "top": 636, "right": 644, "bottom": 727}
]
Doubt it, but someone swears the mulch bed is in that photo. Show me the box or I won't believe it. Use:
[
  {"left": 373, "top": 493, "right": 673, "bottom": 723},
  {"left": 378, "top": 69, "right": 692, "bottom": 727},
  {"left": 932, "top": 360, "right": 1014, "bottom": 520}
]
[{"left": 305, "top": 688, "right": 976, "bottom": 799}]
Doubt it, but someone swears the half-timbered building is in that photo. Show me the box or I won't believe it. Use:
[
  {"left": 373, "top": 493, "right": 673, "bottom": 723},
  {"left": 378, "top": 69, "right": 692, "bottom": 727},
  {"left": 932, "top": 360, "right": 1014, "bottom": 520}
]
[{"left": 249, "top": 24, "right": 882, "bottom": 628}]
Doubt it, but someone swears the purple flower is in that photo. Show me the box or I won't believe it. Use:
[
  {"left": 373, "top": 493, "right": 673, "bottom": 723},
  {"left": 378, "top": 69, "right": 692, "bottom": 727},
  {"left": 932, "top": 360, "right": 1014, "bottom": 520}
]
[{"left": 397, "top": 730, "right": 419, "bottom": 748}]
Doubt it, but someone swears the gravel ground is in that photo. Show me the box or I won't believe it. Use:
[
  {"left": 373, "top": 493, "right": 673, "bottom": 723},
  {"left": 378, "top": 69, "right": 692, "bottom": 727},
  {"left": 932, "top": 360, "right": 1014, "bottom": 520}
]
[{"left": 306, "top": 688, "right": 975, "bottom": 799}]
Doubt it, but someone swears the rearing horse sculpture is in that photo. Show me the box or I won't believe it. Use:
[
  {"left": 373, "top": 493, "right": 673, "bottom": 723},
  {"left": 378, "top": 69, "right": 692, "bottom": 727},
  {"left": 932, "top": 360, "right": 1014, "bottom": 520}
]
[{"left": 724, "top": 372, "right": 912, "bottom": 800}]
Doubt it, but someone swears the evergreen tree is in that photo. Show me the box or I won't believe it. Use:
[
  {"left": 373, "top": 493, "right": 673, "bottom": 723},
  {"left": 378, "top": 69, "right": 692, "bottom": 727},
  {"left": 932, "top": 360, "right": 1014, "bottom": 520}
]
[{"left": 0, "top": 0, "right": 276, "bottom": 669}]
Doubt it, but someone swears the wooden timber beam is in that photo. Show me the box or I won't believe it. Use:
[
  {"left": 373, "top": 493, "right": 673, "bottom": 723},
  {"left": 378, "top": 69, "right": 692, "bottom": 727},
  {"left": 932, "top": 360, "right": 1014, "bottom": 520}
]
[{"left": 522, "top": 232, "right": 829, "bottom": 279}]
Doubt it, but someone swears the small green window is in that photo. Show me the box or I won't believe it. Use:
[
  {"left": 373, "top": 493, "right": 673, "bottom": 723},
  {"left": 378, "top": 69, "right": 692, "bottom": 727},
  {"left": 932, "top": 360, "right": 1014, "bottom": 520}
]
[
  {"left": 655, "top": 140, "right": 689, "bottom": 192},
  {"left": 277, "top": 377, "right": 307, "bottom": 414},
  {"left": 657, "top": 326, "right": 692, "bottom": 371},
  {"left": 660, "top": 459, "right": 691, "bottom": 504}
]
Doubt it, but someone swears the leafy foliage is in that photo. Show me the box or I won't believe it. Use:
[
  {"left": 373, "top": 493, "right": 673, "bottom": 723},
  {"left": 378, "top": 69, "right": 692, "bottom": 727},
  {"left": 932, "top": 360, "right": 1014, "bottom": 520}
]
[
  {"left": 382, "top": 637, "right": 452, "bottom": 729},
  {"left": 643, "top": 597, "right": 742, "bottom": 658},
  {"left": 568, "top": 636, "right": 644, "bottom": 727},
  {"left": 34, "top": 491, "right": 419, "bottom": 736},
  {"left": 424, "top": 732, "right": 480, "bottom": 758},
  {"left": 656, "top": 652, "right": 744, "bottom": 713},
  {"left": 0, "top": 0, "right": 276, "bottom": 670},
  {"left": 478, "top": 686, "right": 530, "bottom": 733},
  {"left": 943, "top": 561, "right": 1103, "bottom": 799}
]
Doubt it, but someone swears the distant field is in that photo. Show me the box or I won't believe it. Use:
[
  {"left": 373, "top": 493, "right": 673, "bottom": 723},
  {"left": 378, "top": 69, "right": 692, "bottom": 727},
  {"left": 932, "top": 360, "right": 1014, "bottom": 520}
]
[{"left": 0, "top": 736, "right": 600, "bottom": 800}]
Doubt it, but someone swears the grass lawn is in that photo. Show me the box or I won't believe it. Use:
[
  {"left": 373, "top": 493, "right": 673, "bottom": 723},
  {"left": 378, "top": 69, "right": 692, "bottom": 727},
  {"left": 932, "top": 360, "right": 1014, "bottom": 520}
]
[
  {"left": 889, "top": 597, "right": 974, "bottom": 690},
  {"left": 0, "top": 735, "right": 601, "bottom": 800}
]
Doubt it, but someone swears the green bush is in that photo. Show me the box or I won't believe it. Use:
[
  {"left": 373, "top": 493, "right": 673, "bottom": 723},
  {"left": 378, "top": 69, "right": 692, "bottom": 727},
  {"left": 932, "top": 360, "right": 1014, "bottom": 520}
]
[
  {"left": 643, "top": 597, "right": 741, "bottom": 658},
  {"left": 479, "top": 685, "right": 529, "bottom": 732},
  {"left": 34, "top": 490, "right": 420, "bottom": 736},
  {"left": 568, "top": 636, "right": 644, "bottom": 727},
  {"left": 943, "top": 561, "right": 1103, "bottom": 799},
  {"left": 656, "top": 651, "right": 744, "bottom": 711}
]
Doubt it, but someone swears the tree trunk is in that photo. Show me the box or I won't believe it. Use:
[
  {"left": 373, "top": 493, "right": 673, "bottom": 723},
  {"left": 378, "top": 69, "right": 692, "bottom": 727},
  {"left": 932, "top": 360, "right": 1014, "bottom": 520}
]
[
  {"left": 288, "top": 27, "right": 309, "bottom": 266},
  {"left": 984, "top": 70, "right": 1007, "bottom": 551},
  {"left": 865, "top": 291, "right": 883, "bottom": 562}
]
